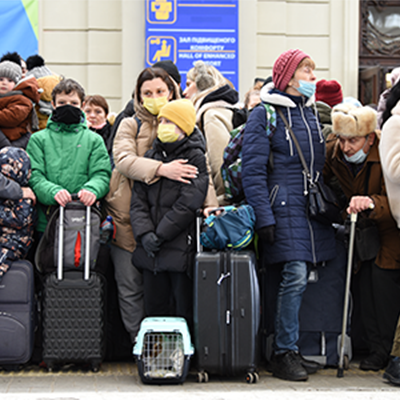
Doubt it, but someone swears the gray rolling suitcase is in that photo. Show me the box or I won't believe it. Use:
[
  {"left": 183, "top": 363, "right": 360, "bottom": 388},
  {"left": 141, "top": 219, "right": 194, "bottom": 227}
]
[
  {"left": 0, "top": 260, "right": 36, "bottom": 367},
  {"left": 193, "top": 216, "right": 260, "bottom": 383},
  {"left": 42, "top": 202, "right": 105, "bottom": 372}
]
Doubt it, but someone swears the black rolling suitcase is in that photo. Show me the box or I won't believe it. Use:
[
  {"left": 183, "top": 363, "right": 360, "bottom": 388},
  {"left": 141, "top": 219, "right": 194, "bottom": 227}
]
[
  {"left": 193, "top": 216, "right": 260, "bottom": 383},
  {"left": 0, "top": 260, "right": 36, "bottom": 367},
  {"left": 42, "top": 202, "right": 106, "bottom": 372},
  {"left": 298, "top": 237, "right": 352, "bottom": 367}
]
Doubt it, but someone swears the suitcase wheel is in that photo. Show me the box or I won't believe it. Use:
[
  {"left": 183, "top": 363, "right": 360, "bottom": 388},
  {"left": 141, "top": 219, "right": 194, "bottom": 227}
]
[
  {"left": 196, "top": 371, "right": 209, "bottom": 383},
  {"left": 343, "top": 355, "right": 350, "bottom": 370},
  {"left": 246, "top": 371, "right": 259, "bottom": 384},
  {"left": 91, "top": 362, "right": 100, "bottom": 373}
]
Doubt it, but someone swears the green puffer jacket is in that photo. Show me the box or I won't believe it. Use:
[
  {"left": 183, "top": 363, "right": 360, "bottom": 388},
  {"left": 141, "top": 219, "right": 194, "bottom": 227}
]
[{"left": 26, "top": 116, "right": 112, "bottom": 232}]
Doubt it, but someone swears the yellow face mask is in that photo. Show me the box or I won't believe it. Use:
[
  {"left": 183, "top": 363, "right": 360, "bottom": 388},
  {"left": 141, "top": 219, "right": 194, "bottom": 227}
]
[
  {"left": 157, "top": 123, "right": 181, "bottom": 143},
  {"left": 143, "top": 96, "right": 169, "bottom": 115}
]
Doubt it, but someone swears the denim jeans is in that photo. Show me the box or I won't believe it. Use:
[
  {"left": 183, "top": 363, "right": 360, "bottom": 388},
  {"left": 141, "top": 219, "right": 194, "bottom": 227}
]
[{"left": 274, "top": 260, "right": 308, "bottom": 354}]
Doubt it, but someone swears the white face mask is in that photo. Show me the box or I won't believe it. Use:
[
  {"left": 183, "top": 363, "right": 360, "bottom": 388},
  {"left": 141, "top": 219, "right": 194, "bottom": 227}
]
[{"left": 343, "top": 136, "right": 369, "bottom": 164}]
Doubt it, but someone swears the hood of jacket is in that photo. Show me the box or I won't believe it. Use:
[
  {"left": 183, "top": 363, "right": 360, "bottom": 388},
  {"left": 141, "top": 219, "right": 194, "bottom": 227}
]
[
  {"left": 14, "top": 76, "right": 41, "bottom": 104},
  {"left": 260, "top": 81, "right": 315, "bottom": 108},
  {"left": 198, "top": 84, "right": 238, "bottom": 109}
]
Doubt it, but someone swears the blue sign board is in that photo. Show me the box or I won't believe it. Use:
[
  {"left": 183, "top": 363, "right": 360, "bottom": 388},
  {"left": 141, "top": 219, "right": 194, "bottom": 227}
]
[{"left": 145, "top": 0, "right": 238, "bottom": 90}]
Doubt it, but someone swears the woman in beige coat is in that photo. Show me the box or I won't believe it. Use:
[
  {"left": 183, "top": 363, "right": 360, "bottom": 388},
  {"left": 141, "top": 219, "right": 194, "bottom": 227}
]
[
  {"left": 104, "top": 67, "right": 217, "bottom": 342},
  {"left": 183, "top": 61, "right": 240, "bottom": 203}
]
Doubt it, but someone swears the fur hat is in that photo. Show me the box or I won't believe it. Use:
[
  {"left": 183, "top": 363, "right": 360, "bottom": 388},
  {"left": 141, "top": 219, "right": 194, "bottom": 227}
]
[
  {"left": 158, "top": 99, "right": 196, "bottom": 135},
  {"left": 153, "top": 60, "right": 181, "bottom": 85},
  {"left": 316, "top": 79, "right": 343, "bottom": 108},
  {"left": 193, "top": 61, "right": 215, "bottom": 92},
  {"left": 272, "top": 49, "right": 309, "bottom": 92},
  {"left": 332, "top": 104, "right": 377, "bottom": 138},
  {"left": 0, "top": 61, "right": 22, "bottom": 84}
]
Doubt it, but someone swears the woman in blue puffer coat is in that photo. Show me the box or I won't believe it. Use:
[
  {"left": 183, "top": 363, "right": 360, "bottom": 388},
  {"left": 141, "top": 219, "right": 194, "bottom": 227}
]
[{"left": 242, "top": 49, "right": 336, "bottom": 382}]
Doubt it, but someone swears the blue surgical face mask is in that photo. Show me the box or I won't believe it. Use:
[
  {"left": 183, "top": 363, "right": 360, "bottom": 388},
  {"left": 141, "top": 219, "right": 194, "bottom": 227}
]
[
  {"left": 296, "top": 80, "right": 316, "bottom": 98},
  {"left": 343, "top": 137, "right": 369, "bottom": 164}
]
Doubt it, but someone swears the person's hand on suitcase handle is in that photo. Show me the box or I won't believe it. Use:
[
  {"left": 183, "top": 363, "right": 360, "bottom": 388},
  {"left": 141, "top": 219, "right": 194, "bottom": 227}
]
[
  {"left": 54, "top": 189, "right": 72, "bottom": 207},
  {"left": 141, "top": 232, "right": 163, "bottom": 258},
  {"left": 78, "top": 189, "right": 97, "bottom": 206}
]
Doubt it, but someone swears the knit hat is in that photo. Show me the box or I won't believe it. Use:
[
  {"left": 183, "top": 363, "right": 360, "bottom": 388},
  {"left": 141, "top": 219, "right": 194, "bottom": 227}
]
[
  {"left": 158, "top": 99, "right": 196, "bottom": 135},
  {"left": 272, "top": 49, "right": 310, "bottom": 92},
  {"left": 315, "top": 79, "right": 343, "bottom": 108},
  {"left": 193, "top": 61, "right": 215, "bottom": 92},
  {"left": 0, "top": 147, "right": 31, "bottom": 186},
  {"left": 0, "top": 61, "right": 22, "bottom": 84},
  {"left": 332, "top": 104, "right": 377, "bottom": 138},
  {"left": 153, "top": 60, "right": 181, "bottom": 85}
]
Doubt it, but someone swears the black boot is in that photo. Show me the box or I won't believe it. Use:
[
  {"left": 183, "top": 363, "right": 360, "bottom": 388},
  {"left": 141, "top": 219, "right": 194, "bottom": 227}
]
[
  {"left": 383, "top": 357, "right": 400, "bottom": 386},
  {"left": 295, "top": 352, "right": 323, "bottom": 374},
  {"left": 359, "top": 352, "right": 389, "bottom": 371},
  {"left": 271, "top": 350, "right": 308, "bottom": 381}
]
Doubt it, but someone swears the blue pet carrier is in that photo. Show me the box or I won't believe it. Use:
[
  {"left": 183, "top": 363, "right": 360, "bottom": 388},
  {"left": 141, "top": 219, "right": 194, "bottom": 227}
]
[{"left": 133, "top": 317, "right": 194, "bottom": 384}]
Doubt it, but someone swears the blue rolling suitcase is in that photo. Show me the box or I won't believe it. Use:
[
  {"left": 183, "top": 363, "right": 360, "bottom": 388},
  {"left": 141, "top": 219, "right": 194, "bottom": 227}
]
[{"left": 0, "top": 260, "right": 36, "bottom": 367}]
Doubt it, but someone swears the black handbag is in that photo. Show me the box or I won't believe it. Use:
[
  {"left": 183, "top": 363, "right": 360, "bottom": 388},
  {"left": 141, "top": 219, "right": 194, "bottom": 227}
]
[{"left": 277, "top": 108, "right": 341, "bottom": 225}]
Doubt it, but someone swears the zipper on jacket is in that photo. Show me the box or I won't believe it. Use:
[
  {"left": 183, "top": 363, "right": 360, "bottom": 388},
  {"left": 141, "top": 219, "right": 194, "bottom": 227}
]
[
  {"left": 307, "top": 216, "right": 317, "bottom": 265},
  {"left": 284, "top": 108, "right": 294, "bottom": 157},
  {"left": 299, "top": 104, "right": 315, "bottom": 182},
  {"left": 269, "top": 184, "right": 279, "bottom": 207}
]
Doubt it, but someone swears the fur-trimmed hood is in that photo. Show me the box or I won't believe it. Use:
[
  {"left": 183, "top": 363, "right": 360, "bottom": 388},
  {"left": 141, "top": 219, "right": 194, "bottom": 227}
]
[
  {"left": 332, "top": 103, "right": 377, "bottom": 137},
  {"left": 260, "top": 81, "right": 315, "bottom": 108}
]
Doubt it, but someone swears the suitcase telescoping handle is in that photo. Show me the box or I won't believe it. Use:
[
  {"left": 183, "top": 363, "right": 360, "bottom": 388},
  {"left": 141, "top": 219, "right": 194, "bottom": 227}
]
[
  {"left": 57, "top": 194, "right": 91, "bottom": 281},
  {"left": 196, "top": 209, "right": 203, "bottom": 254}
]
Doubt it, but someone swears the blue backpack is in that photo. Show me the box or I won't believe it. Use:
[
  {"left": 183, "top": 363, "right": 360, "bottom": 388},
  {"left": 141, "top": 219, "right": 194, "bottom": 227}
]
[{"left": 200, "top": 205, "right": 256, "bottom": 250}]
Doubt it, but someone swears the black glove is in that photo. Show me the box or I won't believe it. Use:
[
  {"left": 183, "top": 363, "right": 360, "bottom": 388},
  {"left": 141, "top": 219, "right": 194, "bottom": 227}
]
[
  {"left": 141, "top": 232, "right": 162, "bottom": 258},
  {"left": 257, "top": 225, "right": 275, "bottom": 245}
]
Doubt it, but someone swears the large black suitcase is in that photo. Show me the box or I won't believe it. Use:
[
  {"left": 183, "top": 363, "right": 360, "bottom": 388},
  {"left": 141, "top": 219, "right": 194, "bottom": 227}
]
[
  {"left": 193, "top": 217, "right": 260, "bottom": 383},
  {"left": 42, "top": 203, "right": 106, "bottom": 372},
  {"left": 0, "top": 260, "right": 36, "bottom": 367}
]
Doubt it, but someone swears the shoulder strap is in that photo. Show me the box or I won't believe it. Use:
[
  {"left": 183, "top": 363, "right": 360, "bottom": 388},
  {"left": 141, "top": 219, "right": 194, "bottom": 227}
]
[
  {"left": 134, "top": 115, "right": 142, "bottom": 139},
  {"left": 276, "top": 107, "right": 311, "bottom": 180}
]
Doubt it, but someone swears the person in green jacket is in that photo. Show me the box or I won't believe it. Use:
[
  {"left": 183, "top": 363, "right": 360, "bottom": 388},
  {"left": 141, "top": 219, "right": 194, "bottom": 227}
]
[{"left": 26, "top": 78, "right": 111, "bottom": 233}]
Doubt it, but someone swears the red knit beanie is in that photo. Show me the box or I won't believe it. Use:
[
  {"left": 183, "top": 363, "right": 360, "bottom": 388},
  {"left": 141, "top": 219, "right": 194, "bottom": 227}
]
[
  {"left": 315, "top": 79, "right": 343, "bottom": 108},
  {"left": 272, "top": 49, "right": 310, "bottom": 92}
]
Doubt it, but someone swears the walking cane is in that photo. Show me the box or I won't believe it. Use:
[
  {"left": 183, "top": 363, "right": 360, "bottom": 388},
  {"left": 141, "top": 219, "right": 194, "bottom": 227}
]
[{"left": 337, "top": 212, "right": 357, "bottom": 378}]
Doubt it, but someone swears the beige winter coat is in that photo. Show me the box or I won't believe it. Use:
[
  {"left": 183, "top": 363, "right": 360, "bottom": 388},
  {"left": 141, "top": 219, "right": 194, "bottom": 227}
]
[
  {"left": 104, "top": 91, "right": 218, "bottom": 252},
  {"left": 196, "top": 98, "right": 234, "bottom": 202}
]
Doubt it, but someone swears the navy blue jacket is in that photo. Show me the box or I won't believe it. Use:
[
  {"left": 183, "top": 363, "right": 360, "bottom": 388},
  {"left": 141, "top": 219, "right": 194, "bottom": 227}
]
[{"left": 242, "top": 85, "right": 336, "bottom": 265}]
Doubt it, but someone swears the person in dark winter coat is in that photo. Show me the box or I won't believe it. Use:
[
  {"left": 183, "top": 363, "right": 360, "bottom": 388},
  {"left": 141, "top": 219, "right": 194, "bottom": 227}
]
[
  {"left": 131, "top": 99, "right": 209, "bottom": 331},
  {"left": 0, "top": 147, "right": 36, "bottom": 281},
  {"left": 242, "top": 49, "right": 336, "bottom": 382}
]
